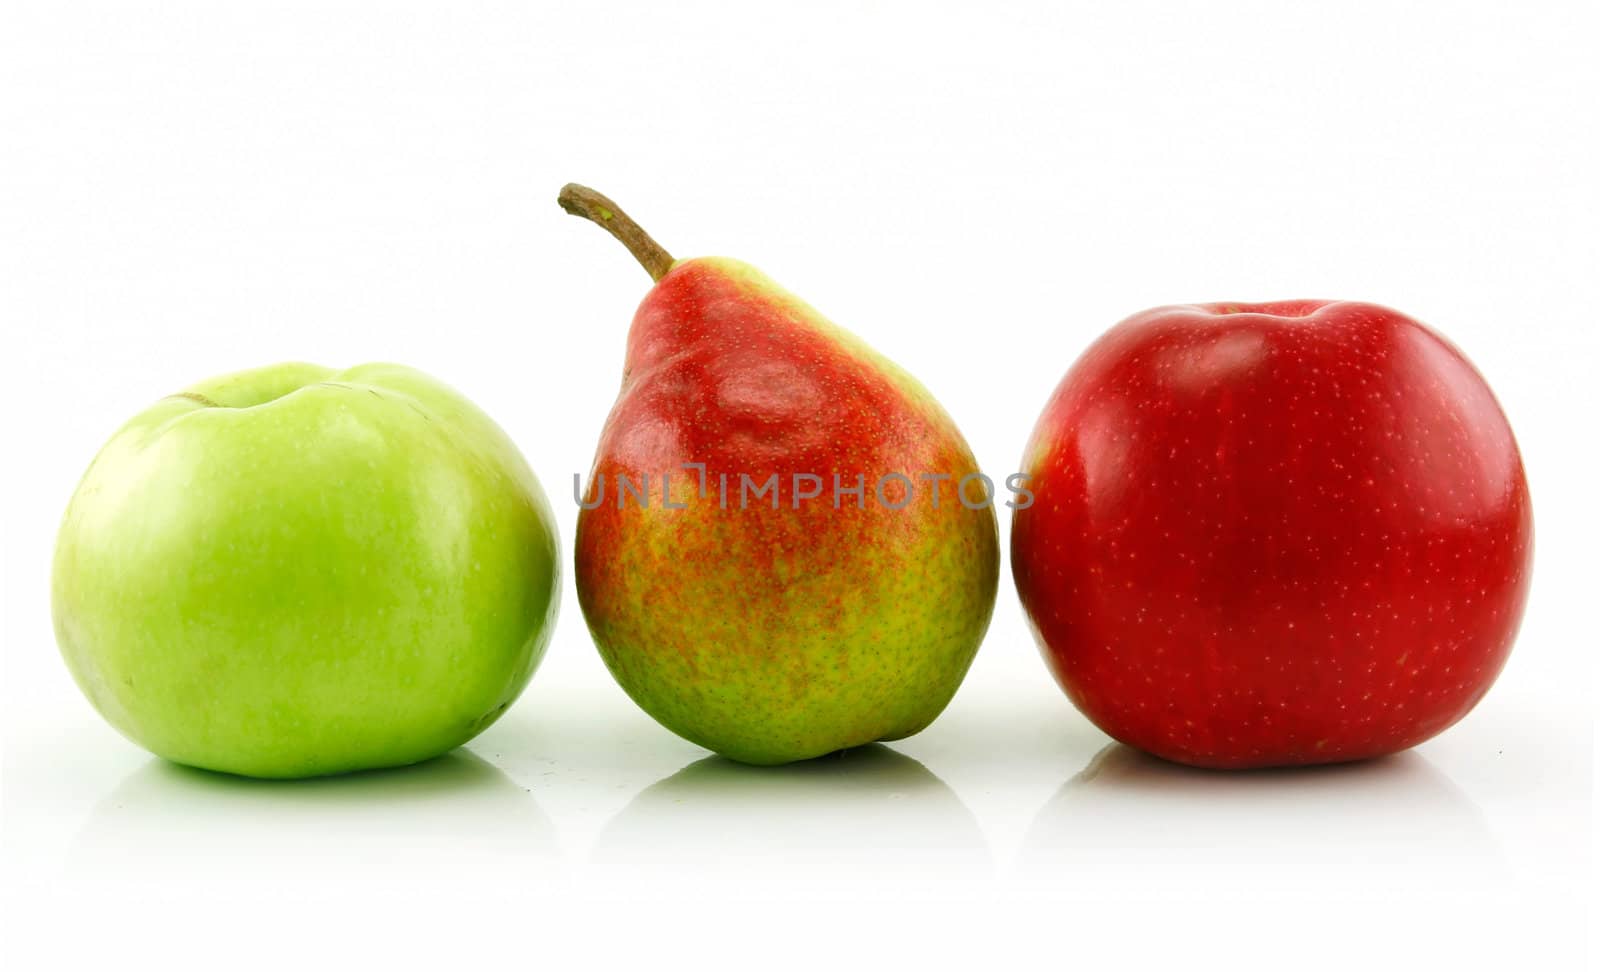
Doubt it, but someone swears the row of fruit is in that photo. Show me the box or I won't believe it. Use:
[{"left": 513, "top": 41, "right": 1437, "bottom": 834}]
[{"left": 51, "top": 184, "right": 1532, "bottom": 780}]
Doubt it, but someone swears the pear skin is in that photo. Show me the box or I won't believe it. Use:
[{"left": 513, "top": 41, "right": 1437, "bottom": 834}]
[{"left": 563, "top": 185, "right": 998, "bottom": 765}]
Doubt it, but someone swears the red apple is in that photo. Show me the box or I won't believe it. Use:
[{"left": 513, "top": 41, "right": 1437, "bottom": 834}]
[{"left": 1012, "top": 301, "right": 1532, "bottom": 769}]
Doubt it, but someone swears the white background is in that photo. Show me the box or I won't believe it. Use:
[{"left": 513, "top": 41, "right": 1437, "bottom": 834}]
[{"left": 2, "top": 2, "right": 1595, "bottom": 968}]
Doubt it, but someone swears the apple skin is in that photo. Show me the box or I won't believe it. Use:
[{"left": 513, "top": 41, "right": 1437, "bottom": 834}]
[
  {"left": 52, "top": 362, "right": 560, "bottom": 779},
  {"left": 1012, "top": 301, "right": 1532, "bottom": 769}
]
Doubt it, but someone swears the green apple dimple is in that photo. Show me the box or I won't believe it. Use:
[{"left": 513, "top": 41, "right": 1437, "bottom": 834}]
[{"left": 52, "top": 362, "right": 560, "bottom": 779}]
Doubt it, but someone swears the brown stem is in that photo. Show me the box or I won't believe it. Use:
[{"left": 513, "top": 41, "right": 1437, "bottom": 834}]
[{"left": 557, "top": 183, "right": 676, "bottom": 282}]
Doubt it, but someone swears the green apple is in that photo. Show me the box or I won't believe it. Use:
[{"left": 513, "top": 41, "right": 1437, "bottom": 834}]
[{"left": 52, "top": 362, "right": 560, "bottom": 779}]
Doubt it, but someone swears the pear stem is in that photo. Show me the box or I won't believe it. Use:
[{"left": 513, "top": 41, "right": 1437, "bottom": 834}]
[{"left": 557, "top": 183, "right": 675, "bottom": 282}]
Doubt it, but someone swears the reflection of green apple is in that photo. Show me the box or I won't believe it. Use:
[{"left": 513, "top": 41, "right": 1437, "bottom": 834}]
[{"left": 52, "top": 362, "right": 560, "bottom": 779}]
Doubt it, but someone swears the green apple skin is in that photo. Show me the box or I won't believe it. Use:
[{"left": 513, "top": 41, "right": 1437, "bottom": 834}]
[{"left": 52, "top": 362, "right": 560, "bottom": 779}]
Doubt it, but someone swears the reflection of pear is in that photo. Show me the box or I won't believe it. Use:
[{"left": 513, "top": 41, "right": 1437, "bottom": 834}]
[
  {"left": 1020, "top": 744, "right": 1503, "bottom": 890},
  {"left": 74, "top": 750, "right": 558, "bottom": 880},
  {"left": 596, "top": 745, "right": 988, "bottom": 877}
]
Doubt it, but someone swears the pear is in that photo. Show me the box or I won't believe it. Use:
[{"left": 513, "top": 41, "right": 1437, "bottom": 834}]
[{"left": 562, "top": 184, "right": 999, "bottom": 765}]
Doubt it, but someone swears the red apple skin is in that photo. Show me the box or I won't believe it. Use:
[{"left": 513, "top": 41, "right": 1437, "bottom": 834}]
[{"left": 1012, "top": 301, "right": 1532, "bottom": 769}]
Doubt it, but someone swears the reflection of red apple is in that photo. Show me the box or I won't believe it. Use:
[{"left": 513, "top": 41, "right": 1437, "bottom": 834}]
[{"left": 1012, "top": 301, "right": 1532, "bottom": 769}]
